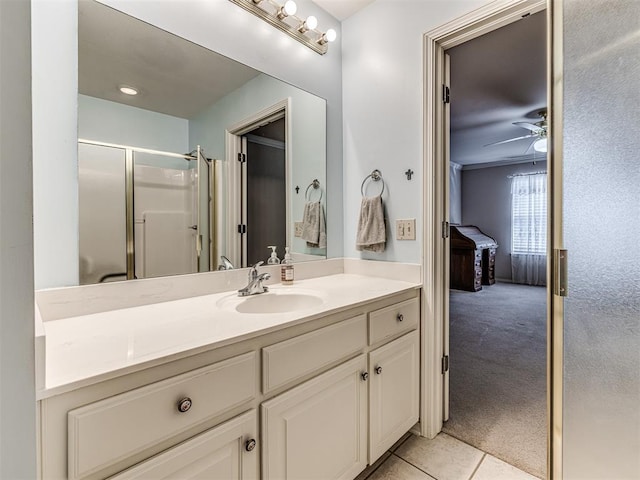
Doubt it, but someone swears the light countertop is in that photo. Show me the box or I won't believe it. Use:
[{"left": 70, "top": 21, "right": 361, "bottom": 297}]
[{"left": 41, "top": 273, "right": 420, "bottom": 399}]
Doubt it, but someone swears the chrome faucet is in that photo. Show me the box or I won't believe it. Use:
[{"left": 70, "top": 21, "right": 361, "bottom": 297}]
[
  {"left": 218, "top": 255, "right": 234, "bottom": 270},
  {"left": 238, "top": 261, "right": 271, "bottom": 297}
]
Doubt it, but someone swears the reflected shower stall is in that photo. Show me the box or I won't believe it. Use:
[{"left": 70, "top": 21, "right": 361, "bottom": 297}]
[{"left": 78, "top": 139, "right": 216, "bottom": 284}]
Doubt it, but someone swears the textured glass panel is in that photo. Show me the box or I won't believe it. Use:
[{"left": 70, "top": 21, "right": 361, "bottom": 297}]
[{"left": 562, "top": 1, "right": 640, "bottom": 478}]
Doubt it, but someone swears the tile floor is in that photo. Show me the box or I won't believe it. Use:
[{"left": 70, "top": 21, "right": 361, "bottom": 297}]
[{"left": 356, "top": 433, "right": 540, "bottom": 480}]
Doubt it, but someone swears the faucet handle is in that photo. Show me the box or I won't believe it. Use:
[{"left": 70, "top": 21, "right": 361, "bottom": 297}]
[{"left": 250, "top": 261, "right": 264, "bottom": 271}]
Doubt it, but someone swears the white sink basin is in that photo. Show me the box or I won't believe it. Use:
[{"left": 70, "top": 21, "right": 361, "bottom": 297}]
[{"left": 216, "top": 288, "right": 325, "bottom": 314}]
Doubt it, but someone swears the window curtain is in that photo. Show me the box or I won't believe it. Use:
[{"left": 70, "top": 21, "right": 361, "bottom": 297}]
[
  {"left": 450, "top": 162, "right": 462, "bottom": 225},
  {"left": 511, "top": 173, "right": 547, "bottom": 286}
]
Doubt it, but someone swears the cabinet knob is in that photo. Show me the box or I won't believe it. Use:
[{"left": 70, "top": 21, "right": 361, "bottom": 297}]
[
  {"left": 177, "top": 397, "right": 192, "bottom": 413},
  {"left": 245, "top": 438, "right": 257, "bottom": 452},
  {"left": 375, "top": 366, "right": 383, "bottom": 375},
  {"left": 361, "top": 372, "right": 369, "bottom": 381},
  {"left": 397, "top": 313, "right": 404, "bottom": 322}
]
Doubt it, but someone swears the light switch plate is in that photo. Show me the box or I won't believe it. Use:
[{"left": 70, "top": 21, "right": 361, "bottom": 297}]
[
  {"left": 294, "top": 222, "right": 304, "bottom": 237},
  {"left": 395, "top": 220, "right": 405, "bottom": 240},
  {"left": 396, "top": 219, "right": 416, "bottom": 240},
  {"left": 404, "top": 218, "right": 416, "bottom": 240}
]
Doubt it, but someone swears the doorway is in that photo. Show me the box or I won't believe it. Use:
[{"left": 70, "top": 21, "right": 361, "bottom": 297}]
[
  {"left": 226, "top": 99, "right": 291, "bottom": 268},
  {"left": 421, "top": 0, "right": 556, "bottom": 478},
  {"left": 242, "top": 118, "right": 287, "bottom": 266},
  {"left": 442, "top": 12, "right": 548, "bottom": 478}
]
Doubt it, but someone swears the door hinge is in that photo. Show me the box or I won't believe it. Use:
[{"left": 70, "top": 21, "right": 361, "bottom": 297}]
[
  {"left": 442, "top": 221, "right": 450, "bottom": 239},
  {"left": 237, "top": 224, "right": 247, "bottom": 234},
  {"left": 554, "top": 249, "right": 568, "bottom": 297},
  {"left": 441, "top": 355, "right": 449, "bottom": 374},
  {"left": 238, "top": 153, "right": 246, "bottom": 163},
  {"left": 442, "top": 85, "right": 450, "bottom": 104}
]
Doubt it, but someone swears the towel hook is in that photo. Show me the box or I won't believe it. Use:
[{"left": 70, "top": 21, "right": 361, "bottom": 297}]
[
  {"left": 361, "top": 169, "right": 385, "bottom": 197},
  {"left": 305, "top": 179, "right": 323, "bottom": 202}
]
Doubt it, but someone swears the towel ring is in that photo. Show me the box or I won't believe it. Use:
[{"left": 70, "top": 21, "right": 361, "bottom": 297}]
[
  {"left": 305, "top": 179, "right": 323, "bottom": 202},
  {"left": 361, "top": 169, "right": 385, "bottom": 197}
]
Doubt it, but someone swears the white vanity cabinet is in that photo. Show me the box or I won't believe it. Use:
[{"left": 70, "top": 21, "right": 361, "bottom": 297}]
[
  {"left": 368, "top": 331, "right": 420, "bottom": 461},
  {"left": 261, "top": 356, "right": 368, "bottom": 480},
  {"left": 260, "top": 297, "right": 420, "bottom": 478},
  {"left": 108, "top": 410, "right": 258, "bottom": 480},
  {"left": 38, "top": 288, "right": 420, "bottom": 480}
]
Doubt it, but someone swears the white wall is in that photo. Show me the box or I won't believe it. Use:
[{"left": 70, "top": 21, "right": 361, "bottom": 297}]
[
  {"left": 189, "top": 73, "right": 326, "bottom": 260},
  {"left": 79, "top": 95, "right": 190, "bottom": 169},
  {"left": 31, "top": 0, "right": 343, "bottom": 289},
  {"left": 32, "top": 0, "right": 78, "bottom": 288},
  {"left": 461, "top": 161, "right": 547, "bottom": 281},
  {"left": 0, "top": 0, "right": 37, "bottom": 477},
  {"left": 342, "top": 0, "right": 491, "bottom": 262}
]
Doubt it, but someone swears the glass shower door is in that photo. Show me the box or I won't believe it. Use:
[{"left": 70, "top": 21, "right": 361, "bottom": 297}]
[{"left": 78, "top": 143, "right": 127, "bottom": 285}]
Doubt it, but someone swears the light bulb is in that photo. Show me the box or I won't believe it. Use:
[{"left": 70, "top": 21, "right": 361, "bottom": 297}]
[
  {"left": 283, "top": 0, "right": 297, "bottom": 15},
  {"left": 533, "top": 137, "right": 547, "bottom": 153},
  {"left": 118, "top": 85, "right": 138, "bottom": 96},
  {"left": 298, "top": 15, "right": 318, "bottom": 33},
  {"left": 318, "top": 28, "right": 337, "bottom": 45},
  {"left": 305, "top": 15, "right": 318, "bottom": 30}
]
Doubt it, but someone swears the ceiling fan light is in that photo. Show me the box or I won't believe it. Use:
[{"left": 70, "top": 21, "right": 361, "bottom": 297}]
[{"left": 534, "top": 138, "right": 547, "bottom": 153}]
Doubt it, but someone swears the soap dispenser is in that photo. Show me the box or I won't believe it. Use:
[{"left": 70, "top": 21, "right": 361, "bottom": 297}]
[
  {"left": 280, "top": 247, "right": 294, "bottom": 285},
  {"left": 267, "top": 246, "right": 280, "bottom": 265}
]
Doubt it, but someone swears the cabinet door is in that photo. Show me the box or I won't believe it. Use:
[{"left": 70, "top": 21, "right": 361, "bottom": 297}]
[
  {"left": 109, "top": 410, "right": 258, "bottom": 480},
  {"left": 262, "top": 355, "right": 368, "bottom": 480},
  {"left": 369, "top": 331, "right": 419, "bottom": 462}
]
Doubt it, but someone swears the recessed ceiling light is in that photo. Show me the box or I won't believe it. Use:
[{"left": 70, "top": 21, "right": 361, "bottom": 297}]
[{"left": 118, "top": 85, "right": 138, "bottom": 96}]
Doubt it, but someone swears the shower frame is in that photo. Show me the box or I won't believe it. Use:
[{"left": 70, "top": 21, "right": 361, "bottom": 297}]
[{"left": 78, "top": 138, "right": 216, "bottom": 281}]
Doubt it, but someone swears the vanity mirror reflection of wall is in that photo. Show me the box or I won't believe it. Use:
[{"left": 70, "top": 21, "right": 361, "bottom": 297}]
[{"left": 78, "top": 0, "right": 327, "bottom": 285}]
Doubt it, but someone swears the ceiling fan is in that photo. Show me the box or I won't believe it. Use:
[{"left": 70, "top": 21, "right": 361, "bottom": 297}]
[{"left": 485, "top": 109, "right": 548, "bottom": 153}]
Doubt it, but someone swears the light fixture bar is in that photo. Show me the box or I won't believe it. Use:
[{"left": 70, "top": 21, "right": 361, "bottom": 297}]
[{"left": 229, "top": 0, "right": 329, "bottom": 55}]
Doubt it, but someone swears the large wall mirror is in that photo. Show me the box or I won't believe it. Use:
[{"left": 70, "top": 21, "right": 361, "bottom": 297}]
[{"left": 78, "top": 1, "right": 327, "bottom": 285}]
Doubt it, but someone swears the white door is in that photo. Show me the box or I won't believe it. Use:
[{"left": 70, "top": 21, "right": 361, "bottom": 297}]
[
  {"left": 109, "top": 410, "right": 258, "bottom": 480},
  {"left": 442, "top": 52, "right": 451, "bottom": 422},
  {"left": 368, "top": 331, "right": 420, "bottom": 462},
  {"left": 261, "top": 355, "right": 368, "bottom": 480}
]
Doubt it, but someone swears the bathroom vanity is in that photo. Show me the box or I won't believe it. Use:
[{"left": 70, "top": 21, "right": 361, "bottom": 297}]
[{"left": 36, "top": 262, "right": 421, "bottom": 480}]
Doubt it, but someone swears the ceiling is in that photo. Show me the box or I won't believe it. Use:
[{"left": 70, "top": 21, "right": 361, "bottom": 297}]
[
  {"left": 448, "top": 11, "right": 547, "bottom": 168},
  {"left": 312, "top": 0, "right": 375, "bottom": 20},
  {"left": 78, "top": 1, "right": 261, "bottom": 119}
]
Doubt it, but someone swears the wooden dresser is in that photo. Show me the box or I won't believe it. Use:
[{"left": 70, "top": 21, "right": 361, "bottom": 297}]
[{"left": 450, "top": 225, "right": 498, "bottom": 292}]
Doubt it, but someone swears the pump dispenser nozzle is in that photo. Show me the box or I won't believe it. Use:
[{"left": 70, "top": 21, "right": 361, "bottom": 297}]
[{"left": 267, "top": 246, "right": 280, "bottom": 265}]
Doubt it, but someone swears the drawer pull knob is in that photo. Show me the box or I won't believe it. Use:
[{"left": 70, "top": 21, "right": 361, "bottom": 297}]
[
  {"left": 177, "top": 397, "right": 192, "bottom": 413},
  {"left": 375, "top": 366, "right": 383, "bottom": 375},
  {"left": 245, "top": 439, "right": 257, "bottom": 452},
  {"left": 361, "top": 372, "right": 369, "bottom": 381},
  {"left": 397, "top": 313, "right": 404, "bottom": 322}
]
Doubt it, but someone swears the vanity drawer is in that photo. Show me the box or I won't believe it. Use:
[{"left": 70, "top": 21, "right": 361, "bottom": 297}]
[
  {"left": 262, "top": 314, "right": 367, "bottom": 394},
  {"left": 369, "top": 298, "right": 419, "bottom": 345},
  {"left": 68, "top": 352, "right": 257, "bottom": 480}
]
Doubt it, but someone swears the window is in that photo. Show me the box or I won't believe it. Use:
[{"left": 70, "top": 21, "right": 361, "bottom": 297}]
[{"left": 511, "top": 173, "right": 547, "bottom": 255}]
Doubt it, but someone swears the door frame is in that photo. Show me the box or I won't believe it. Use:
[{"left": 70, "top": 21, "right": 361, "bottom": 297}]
[
  {"left": 225, "top": 99, "right": 292, "bottom": 268},
  {"left": 421, "top": 0, "right": 561, "bottom": 478}
]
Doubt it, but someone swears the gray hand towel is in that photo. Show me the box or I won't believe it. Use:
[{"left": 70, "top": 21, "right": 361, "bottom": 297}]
[
  {"left": 356, "top": 195, "right": 386, "bottom": 252},
  {"left": 301, "top": 201, "right": 327, "bottom": 248}
]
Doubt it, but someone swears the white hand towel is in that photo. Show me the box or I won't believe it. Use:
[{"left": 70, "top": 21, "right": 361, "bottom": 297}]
[
  {"left": 356, "top": 195, "right": 386, "bottom": 253},
  {"left": 301, "top": 201, "right": 327, "bottom": 249}
]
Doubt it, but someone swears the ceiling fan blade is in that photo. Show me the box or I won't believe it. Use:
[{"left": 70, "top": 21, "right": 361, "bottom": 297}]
[
  {"left": 513, "top": 121, "right": 544, "bottom": 134},
  {"left": 484, "top": 134, "right": 537, "bottom": 147}
]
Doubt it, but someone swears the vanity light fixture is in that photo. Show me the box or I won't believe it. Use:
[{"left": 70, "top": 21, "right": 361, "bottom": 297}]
[
  {"left": 229, "top": 0, "right": 336, "bottom": 55},
  {"left": 118, "top": 85, "right": 138, "bottom": 96}
]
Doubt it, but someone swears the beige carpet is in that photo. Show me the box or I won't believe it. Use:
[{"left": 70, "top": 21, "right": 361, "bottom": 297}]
[{"left": 443, "top": 282, "right": 546, "bottom": 479}]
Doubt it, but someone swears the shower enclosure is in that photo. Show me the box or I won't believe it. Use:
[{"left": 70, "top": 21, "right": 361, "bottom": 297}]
[{"left": 78, "top": 139, "right": 216, "bottom": 284}]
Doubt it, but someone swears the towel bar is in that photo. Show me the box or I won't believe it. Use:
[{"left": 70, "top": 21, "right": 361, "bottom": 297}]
[
  {"left": 305, "top": 179, "right": 323, "bottom": 202},
  {"left": 361, "top": 169, "right": 385, "bottom": 197}
]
